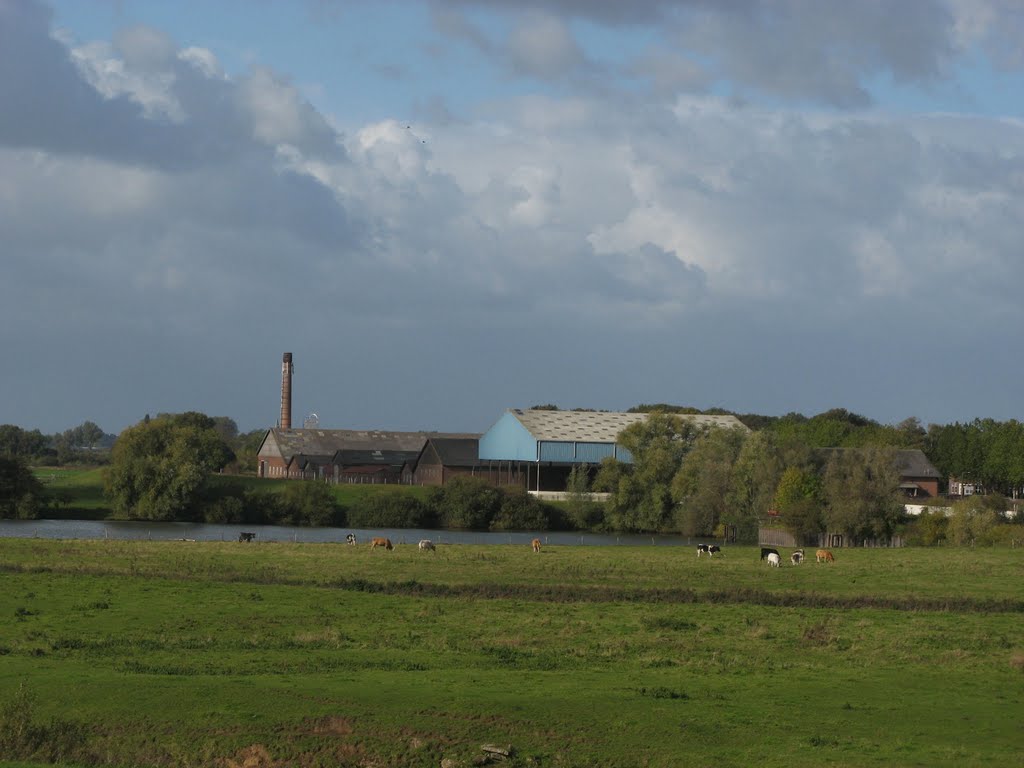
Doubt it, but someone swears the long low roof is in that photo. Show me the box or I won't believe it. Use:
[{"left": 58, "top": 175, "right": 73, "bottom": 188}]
[
  {"left": 508, "top": 409, "right": 748, "bottom": 442},
  {"left": 258, "top": 428, "right": 480, "bottom": 464}
]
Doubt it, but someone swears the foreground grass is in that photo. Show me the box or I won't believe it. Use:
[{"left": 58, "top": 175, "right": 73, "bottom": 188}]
[{"left": 0, "top": 541, "right": 1022, "bottom": 767}]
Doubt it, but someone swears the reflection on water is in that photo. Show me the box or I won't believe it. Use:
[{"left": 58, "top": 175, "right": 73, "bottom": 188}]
[{"left": 0, "top": 519, "right": 709, "bottom": 547}]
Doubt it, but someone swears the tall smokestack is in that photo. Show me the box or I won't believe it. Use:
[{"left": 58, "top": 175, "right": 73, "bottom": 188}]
[{"left": 280, "top": 352, "right": 293, "bottom": 430}]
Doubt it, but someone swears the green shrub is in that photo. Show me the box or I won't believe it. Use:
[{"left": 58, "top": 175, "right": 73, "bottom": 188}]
[
  {"left": 906, "top": 509, "right": 949, "bottom": 546},
  {"left": 429, "top": 477, "right": 502, "bottom": 530},
  {"left": 279, "top": 481, "right": 342, "bottom": 527},
  {"left": 0, "top": 682, "right": 87, "bottom": 763},
  {"left": 202, "top": 495, "right": 245, "bottom": 524},
  {"left": 347, "top": 494, "right": 433, "bottom": 528},
  {"left": 489, "top": 486, "right": 550, "bottom": 531}
]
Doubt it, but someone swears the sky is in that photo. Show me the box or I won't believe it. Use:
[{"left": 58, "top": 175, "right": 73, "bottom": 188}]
[{"left": 2, "top": 0, "right": 1024, "bottom": 437}]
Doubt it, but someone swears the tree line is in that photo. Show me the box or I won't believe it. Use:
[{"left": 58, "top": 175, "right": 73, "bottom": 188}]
[
  {"left": 561, "top": 412, "right": 1021, "bottom": 544},
  {"left": 4, "top": 408, "right": 1024, "bottom": 543},
  {"left": 102, "top": 412, "right": 560, "bottom": 530}
]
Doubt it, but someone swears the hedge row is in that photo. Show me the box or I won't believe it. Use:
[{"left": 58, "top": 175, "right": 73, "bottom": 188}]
[{"left": 202, "top": 476, "right": 569, "bottom": 531}]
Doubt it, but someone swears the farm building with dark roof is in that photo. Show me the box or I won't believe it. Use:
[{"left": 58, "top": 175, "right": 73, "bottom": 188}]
[{"left": 256, "top": 428, "right": 477, "bottom": 482}]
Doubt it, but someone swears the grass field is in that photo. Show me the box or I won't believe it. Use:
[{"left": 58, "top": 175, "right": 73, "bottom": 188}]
[{"left": 0, "top": 541, "right": 1022, "bottom": 768}]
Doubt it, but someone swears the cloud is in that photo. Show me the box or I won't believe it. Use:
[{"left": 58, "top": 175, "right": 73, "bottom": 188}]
[
  {"left": 430, "top": 0, "right": 1024, "bottom": 108},
  {"left": 3, "top": 0, "right": 1024, "bottom": 433},
  {"left": 505, "top": 12, "right": 587, "bottom": 81}
]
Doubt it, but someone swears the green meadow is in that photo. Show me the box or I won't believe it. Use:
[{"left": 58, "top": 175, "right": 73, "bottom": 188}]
[{"left": 0, "top": 540, "right": 1021, "bottom": 767}]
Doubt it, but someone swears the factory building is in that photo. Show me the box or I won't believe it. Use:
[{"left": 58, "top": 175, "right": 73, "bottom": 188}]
[{"left": 478, "top": 409, "right": 749, "bottom": 492}]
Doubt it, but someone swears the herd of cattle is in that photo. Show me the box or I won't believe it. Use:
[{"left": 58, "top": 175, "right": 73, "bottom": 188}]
[
  {"left": 757, "top": 546, "right": 835, "bottom": 566},
  {"left": 697, "top": 544, "right": 835, "bottom": 565},
  {"left": 239, "top": 531, "right": 835, "bottom": 564}
]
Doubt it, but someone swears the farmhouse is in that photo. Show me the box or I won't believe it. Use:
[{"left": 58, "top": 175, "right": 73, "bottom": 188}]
[
  {"left": 478, "top": 409, "right": 749, "bottom": 492},
  {"left": 893, "top": 449, "right": 942, "bottom": 498},
  {"left": 818, "top": 447, "right": 941, "bottom": 498}
]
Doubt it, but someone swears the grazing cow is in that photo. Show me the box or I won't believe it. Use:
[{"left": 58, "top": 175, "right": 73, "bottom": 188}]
[
  {"left": 345, "top": 533, "right": 357, "bottom": 546},
  {"left": 418, "top": 539, "right": 436, "bottom": 552},
  {"left": 531, "top": 538, "right": 542, "bottom": 553},
  {"left": 791, "top": 550, "right": 804, "bottom": 565},
  {"left": 370, "top": 537, "right": 394, "bottom": 551},
  {"left": 708, "top": 545, "right": 721, "bottom": 557},
  {"left": 766, "top": 552, "right": 781, "bottom": 568},
  {"left": 696, "top": 544, "right": 710, "bottom": 557},
  {"left": 815, "top": 549, "right": 835, "bottom": 563},
  {"left": 238, "top": 532, "right": 256, "bottom": 543},
  {"left": 760, "top": 547, "right": 779, "bottom": 561}
]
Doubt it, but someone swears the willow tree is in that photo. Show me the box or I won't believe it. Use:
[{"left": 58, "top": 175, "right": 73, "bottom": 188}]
[
  {"left": 105, "top": 413, "right": 233, "bottom": 521},
  {"left": 671, "top": 426, "right": 748, "bottom": 537},
  {"left": 598, "top": 412, "right": 705, "bottom": 532},
  {"left": 821, "top": 446, "right": 903, "bottom": 541}
]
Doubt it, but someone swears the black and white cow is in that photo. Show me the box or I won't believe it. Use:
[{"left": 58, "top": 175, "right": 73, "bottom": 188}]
[
  {"left": 791, "top": 549, "right": 804, "bottom": 565},
  {"left": 697, "top": 544, "right": 710, "bottom": 557},
  {"left": 760, "top": 547, "right": 779, "bottom": 561},
  {"left": 345, "top": 533, "right": 357, "bottom": 545},
  {"left": 708, "top": 545, "right": 721, "bottom": 557},
  {"left": 238, "top": 532, "right": 256, "bottom": 543}
]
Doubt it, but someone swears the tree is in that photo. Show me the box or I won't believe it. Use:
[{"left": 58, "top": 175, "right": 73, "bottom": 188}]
[
  {"left": 772, "top": 465, "right": 824, "bottom": 542},
  {"left": 428, "top": 476, "right": 502, "bottom": 530},
  {"left": 601, "top": 412, "right": 705, "bottom": 532},
  {"left": 210, "top": 417, "right": 239, "bottom": 443},
  {"left": 565, "top": 463, "right": 601, "bottom": 530},
  {"left": 908, "top": 509, "right": 948, "bottom": 546},
  {"left": 104, "top": 413, "right": 233, "bottom": 521},
  {"left": 489, "top": 487, "right": 550, "bottom": 531},
  {"left": 278, "top": 480, "right": 339, "bottom": 526},
  {"left": 671, "top": 426, "right": 747, "bottom": 536},
  {"left": 946, "top": 496, "right": 1001, "bottom": 546},
  {"left": 0, "top": 425, "right": 48, "bottom": 459},
  {"left": 725, "top": 431, "right": 784, "bottom": 542},
  {"left": 821, "top": 446, "right": 903, "bottom": 542},
  {"left": 0, "top": 456, "right": 46, "bottom": 519}
]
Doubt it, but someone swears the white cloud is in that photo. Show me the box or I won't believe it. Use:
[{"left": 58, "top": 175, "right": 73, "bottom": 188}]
[{"left": 4, "top": 0, "right": 1024, "bottom": 433}]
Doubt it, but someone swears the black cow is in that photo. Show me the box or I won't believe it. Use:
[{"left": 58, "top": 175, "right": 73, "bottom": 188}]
[{"left": 760, "top": 547, "right": 779, "bottom": 561}]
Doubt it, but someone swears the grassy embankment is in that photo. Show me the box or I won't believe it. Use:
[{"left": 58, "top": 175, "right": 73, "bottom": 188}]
[
  {"left": 0, "top": 540, "right": 1022, "bottom": 768},
  {"left": 33, "top": 468, "right": 431, "bottom": 520}
]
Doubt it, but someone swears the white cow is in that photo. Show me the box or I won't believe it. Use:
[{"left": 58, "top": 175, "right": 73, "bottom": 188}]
[
  {"left": 418, "top": 539, "right": 436, "bottom": 552},
  {"left": 767, "top": 552, "right": 781, "bottom": 568}
]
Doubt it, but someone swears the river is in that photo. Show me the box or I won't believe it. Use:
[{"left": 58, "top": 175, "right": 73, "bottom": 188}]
[{"left": 0, "top": 519, "right": 711, "bottom": 547}]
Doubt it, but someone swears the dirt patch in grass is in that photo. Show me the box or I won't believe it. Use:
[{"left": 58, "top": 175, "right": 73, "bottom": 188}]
[
  {"left": 309, "top": 715, "right": 354, "bottom": 736},
  {"left": 221, "top": 744, "right": 279, "bottom": 768}
]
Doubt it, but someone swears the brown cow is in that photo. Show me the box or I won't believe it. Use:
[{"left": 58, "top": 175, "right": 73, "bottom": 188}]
[
  {"left": 531, "top": 538, "right": 541, "bottom": 553},
  {"left": 815, "top": 549, "right": 835, "bottom": 563},
  {"left": 370, "top": 537, "right": 394, "bottom": 551}
]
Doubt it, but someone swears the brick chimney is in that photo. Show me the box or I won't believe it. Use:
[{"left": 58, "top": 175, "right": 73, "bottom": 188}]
[{"left": 280, "top": 352, "right": 293, "bottom": 429}]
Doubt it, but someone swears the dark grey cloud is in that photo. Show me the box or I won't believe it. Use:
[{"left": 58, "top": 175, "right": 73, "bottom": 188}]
[
  {"left": 2, "top": 0, "right": 1024, "bottom": 436},
  {"left": 429, "top": 1, "right": 1001, "bottom": 108}
]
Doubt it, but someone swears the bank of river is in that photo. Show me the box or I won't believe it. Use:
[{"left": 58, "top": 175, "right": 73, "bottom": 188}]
[{"left": 0, "top": 519, "right": 711, "bottom": 547}]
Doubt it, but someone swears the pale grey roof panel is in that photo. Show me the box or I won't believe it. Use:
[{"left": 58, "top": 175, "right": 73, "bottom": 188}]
[{"left": 509, "top": 409, "right": 748, "bottom": 443}]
